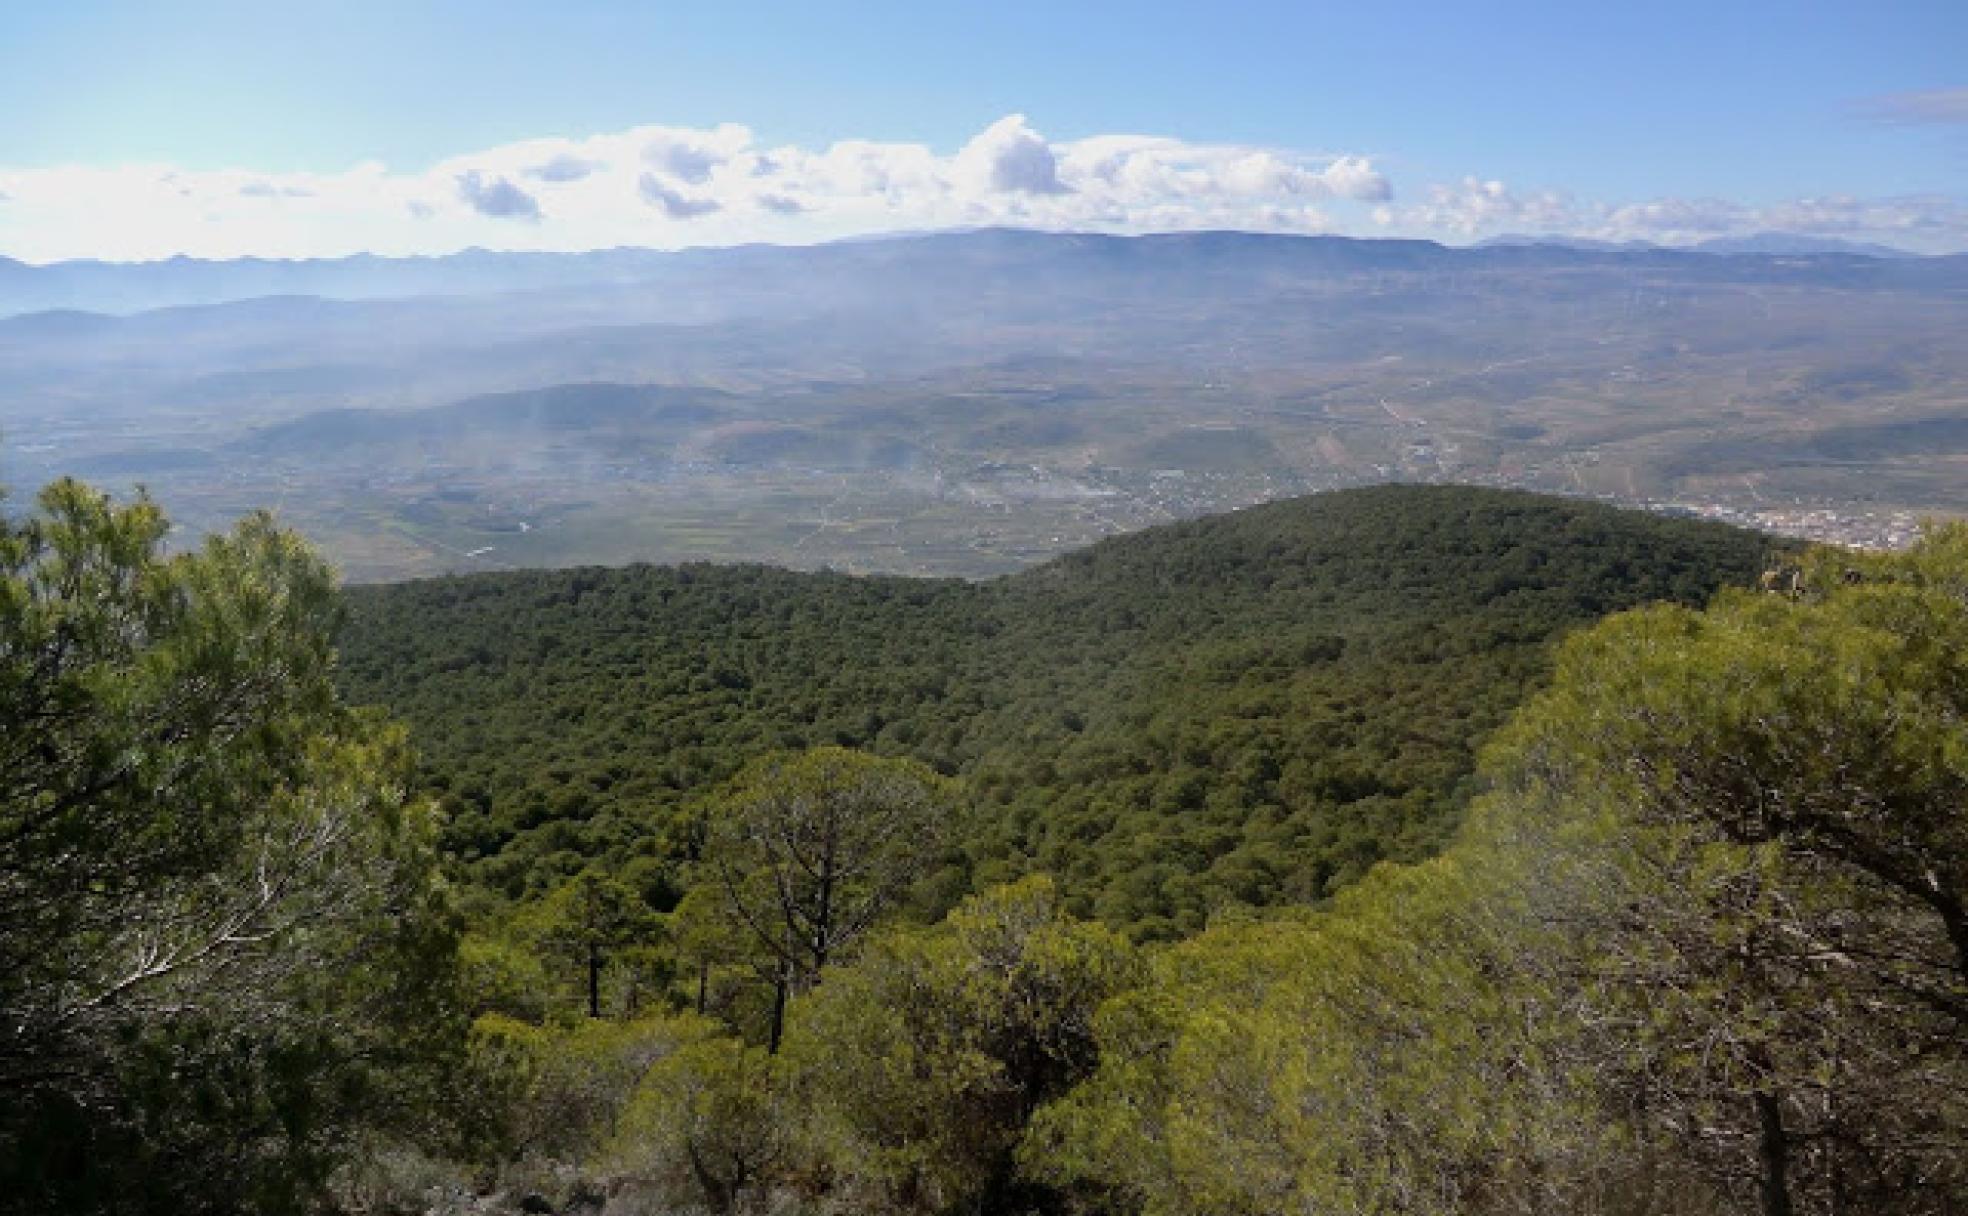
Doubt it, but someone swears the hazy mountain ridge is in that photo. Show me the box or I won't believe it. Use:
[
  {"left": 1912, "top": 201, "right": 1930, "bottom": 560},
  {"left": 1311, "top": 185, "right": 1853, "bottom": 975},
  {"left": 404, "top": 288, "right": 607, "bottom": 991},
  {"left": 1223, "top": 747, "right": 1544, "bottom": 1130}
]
[
  {"left": 7, "top": 228, "right": 1965, "bottom": 580},
  {"left": 2, "top": 227, "right": 1958, "bottom": 320},
  {"left": 1480, "top": 230, "right": 1920, "bottom": 257},
  {"left": 235, "top": 382, "right": 737, "bottom": 454}
]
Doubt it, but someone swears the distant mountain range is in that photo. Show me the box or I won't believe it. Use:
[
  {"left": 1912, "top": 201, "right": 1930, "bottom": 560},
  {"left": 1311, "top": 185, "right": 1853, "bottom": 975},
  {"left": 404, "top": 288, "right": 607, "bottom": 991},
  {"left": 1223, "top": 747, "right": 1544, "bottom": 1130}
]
[
  {"left": 7, "top": 226, "right": 1966, "bottom": 580},
  {"left": 1479, "top": 230, "right": 1918, "bottom": 258},
  {"left": 0, "top": 227, "right": 1941, "bottom": 318}
]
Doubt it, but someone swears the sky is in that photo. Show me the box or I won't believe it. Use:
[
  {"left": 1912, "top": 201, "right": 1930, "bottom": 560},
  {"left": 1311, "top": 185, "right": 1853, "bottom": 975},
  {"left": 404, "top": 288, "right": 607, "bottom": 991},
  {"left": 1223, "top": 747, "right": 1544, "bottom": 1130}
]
[{"left": 1, "top": 0, "right": 1965, "bottom": 262}]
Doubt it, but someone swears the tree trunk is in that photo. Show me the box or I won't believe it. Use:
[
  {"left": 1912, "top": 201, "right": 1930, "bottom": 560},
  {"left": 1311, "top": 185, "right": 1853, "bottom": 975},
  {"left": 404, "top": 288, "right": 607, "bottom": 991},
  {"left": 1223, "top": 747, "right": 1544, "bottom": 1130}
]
[
  {"left": 587, "top": 941, "right": 602, "bottom": 1019},
  {"left": 812, "top": 850, "right": 835, "bottom": 978},
  {"left": 688, "top": 1140, "right": 734, "bottom": 1216},
  {"left": 1755, "top": 1091, "right": 1795, "bottom": 1216},
  {"left": 1936, "top": 895, "right": 1968, "bottom": 996},
  {"left": 768, "top": 967, "right": 789, "bottom": 1054},
  {"left": 696, "top": 960, "right": 709, "bottom": 1015}
]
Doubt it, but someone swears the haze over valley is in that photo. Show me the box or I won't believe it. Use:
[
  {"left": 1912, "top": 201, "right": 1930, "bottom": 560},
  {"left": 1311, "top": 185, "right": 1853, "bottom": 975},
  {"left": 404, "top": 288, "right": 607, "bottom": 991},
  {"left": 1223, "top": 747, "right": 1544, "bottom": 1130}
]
[{"left": 6, "top": 228, "right": 1965, "bottom": 580}]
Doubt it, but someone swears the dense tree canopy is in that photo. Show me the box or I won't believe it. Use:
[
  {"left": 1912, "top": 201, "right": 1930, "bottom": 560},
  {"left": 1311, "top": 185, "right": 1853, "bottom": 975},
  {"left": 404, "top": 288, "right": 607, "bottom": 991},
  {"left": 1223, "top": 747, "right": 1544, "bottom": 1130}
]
[
  {"left": 340, "top": 485, "right": 1778, "bottom": 937},
  {"left": 1476, "top": 529, "right": 1968, "bottom": 1214},
  {"left": 28, "top": 477, "right": 1940, "bottom": 1216},
  {"left": 0, "top": 480, "right": 455, "bottom": 1215},
  {"left": 1030, "top": 523, "right": 1968, "bottom": 1216}
]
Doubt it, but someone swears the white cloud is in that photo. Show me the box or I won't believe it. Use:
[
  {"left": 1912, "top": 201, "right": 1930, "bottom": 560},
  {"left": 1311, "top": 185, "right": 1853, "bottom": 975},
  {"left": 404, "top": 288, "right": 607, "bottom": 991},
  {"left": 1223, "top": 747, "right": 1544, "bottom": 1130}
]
[
  {"left": 0, "top": 116, "right": 1401, "bottom": 261},
  {"left": 638, "top": 174, "right": 720, "bottom": 220},
  {"left": 0, "top": 115, "right": 1961, "bottom": 261},
  {"left": 1750, "top": 193, "right": 1968, "bottom": 240},
  {"left": 527, "top": 153, "right": 603, "bottom": 183},
  {"left": 1385, "top": 177, "right": 1575, "bottom": 235},
  {"left": 1598, "top": 196, "right": 1741, "bottom": 237},
  {"left": 638, "top": 123, "right": 751, "bottom": 185},
  {"left": 756, "top": 192, "right": 806, "bottom": 215},
  {"left": 1317, "top": 155, "right": 1392, "bottom": 203},
  {"left": 237, "top": 181, "right": 312, "bottom": 199},
  {"left": 455, "top": 171, "right": 541, "bottom": 222},
  {"left": 1377, "top": 177, "right": 1968, "bottom": 251},
  {"left": 953, "top": 114, "right": 1069, "bottom": 195}
]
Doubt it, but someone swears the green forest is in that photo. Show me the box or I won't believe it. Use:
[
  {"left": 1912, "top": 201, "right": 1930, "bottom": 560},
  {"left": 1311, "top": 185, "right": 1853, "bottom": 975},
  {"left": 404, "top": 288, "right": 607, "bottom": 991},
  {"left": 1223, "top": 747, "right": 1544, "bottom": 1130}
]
[
  {"left": 338, "top": 485, "right": 1776, "bottom": 936},
  {"left": 4, "top": 478, "right": 1963, "bottom": 1216}
]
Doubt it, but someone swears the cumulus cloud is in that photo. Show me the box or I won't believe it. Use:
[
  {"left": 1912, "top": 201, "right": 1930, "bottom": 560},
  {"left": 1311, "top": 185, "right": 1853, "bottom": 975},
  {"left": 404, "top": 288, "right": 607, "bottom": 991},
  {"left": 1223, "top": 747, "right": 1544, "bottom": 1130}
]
[
  {"left": 1855, "top": 86, "right": 1968, "bottom": 126},
  {"left": 1599, "top": 196, "right": 1741, "bottom": 236},
  {"left": 639, "top": 124, "right": 751, "bottom": 185},
  {"left": 651, "top": 143, "right": 716, "bottom": 184},
  {"left": 527, "top": 153, "right": 604, "bottom": 183},
  {"left": 0, "top": 112, "right": 1961, "bottom": 262},
  {"left": 1318, "top": 156, "right": 1392, "bottom": 203},
  {"left": 1376, "top": 175, "right": 1968, "bottom": 250},
  {"left": 954, "top": 114, "right": 1069, "bottom": 195},
  {"left": 1590, "top": 194, "right": 1965, "bottom": 245},
  {"left": 1383, "top": 177, "right": 1575, "bottom": 235},
  {"left": 1059, "top": 134, "right": 1390, "bottom": 208},
  {"left": 455, "top": 171, "right": 541, "bottom": 222},
  {"left": 237, "top": 181, "right": 313, "bottom": 199},
  {"left": 0, "top": 116, "right": 1404, "bottom": 259},
  {"left": 638, "top": 174, "right": 720, "bottom": 219},
  {"left": 1735, "top": 193, "right": 1968, "bottom": 243}
]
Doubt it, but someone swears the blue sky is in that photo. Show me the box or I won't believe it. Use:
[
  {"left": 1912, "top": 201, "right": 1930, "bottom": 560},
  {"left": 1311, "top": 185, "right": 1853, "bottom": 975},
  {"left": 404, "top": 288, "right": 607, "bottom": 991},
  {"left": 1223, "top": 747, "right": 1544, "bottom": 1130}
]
[{"left": 2, "top": 0, "right": 1964, "bottom": 260}]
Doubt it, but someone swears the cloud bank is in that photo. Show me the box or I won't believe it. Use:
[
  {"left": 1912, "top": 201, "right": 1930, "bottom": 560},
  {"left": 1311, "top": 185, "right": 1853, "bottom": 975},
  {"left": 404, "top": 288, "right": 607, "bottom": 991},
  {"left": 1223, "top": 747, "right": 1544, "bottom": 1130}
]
[
  {"left": 0, "top": 113, "right": 1961, "bottom": 262},
  {"left": 1381, "top": 176, "right": 1968, "bottom": 248}
]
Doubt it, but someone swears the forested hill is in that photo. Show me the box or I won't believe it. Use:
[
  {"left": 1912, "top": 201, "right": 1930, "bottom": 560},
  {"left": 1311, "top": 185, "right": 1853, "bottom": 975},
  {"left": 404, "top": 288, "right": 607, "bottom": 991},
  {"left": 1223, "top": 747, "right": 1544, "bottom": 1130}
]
[{"left": 339, "top": 484, "right": 1780, "bottom": 937}]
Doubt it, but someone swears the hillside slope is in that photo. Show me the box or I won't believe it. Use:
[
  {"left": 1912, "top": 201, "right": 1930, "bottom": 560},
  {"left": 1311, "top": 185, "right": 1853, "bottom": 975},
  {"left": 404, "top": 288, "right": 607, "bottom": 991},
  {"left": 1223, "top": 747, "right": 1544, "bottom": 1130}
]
[{"left": 339, "top": 485, "right": 1780, "bottom": 937}]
